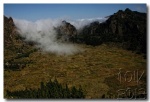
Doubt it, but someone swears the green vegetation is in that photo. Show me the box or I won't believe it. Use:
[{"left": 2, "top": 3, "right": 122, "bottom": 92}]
[
  {"left": 4, "top": 44, "right": 146, "bottom": 99},
  {"left": 6, "top": 79, "right": 85, "bottom": 99}
]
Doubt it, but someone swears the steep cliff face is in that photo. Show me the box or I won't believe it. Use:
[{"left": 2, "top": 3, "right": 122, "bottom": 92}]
[
  {"left": 77, "top": 8, "right": 146, "bottom": 54},
  {"left": 4, "top": 16, "right": 17, "bottom": 46},
  {"left": 108, "top": 8, "right": 146, "bottom": 54},
  {"left": 106, "top": 8, "right": 146, "bottom": 38}
]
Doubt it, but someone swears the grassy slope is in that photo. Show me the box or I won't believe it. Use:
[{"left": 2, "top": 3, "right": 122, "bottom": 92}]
[{"left": 4, "top": 44, "right": 146, "bottom": 98}]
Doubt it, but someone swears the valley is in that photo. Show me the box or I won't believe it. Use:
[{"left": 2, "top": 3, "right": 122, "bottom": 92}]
[
  {"left": 4, "top": 8, "right": 147, "bottom": 99},
  {"left": 4, "top": 43, "right": 146, "bottom": 98}
]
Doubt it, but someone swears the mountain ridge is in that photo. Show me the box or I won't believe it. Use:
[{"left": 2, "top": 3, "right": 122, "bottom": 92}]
[
  {"left": 72, "top": 8, "right": 146, "bottom": 55},
  {"left": 4, "top": 8, "right": 147, "bottom": 55}
]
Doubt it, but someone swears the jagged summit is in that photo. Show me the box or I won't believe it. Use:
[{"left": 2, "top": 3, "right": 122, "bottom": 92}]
[
  {"left": 55, "top": 20, "right": 77, "bottom": 42},
  {"left": 4, "top": 16, "right": 17, "bottom": 46},
  {"left": 75, "top": 8, "right": 146, "bottom": 54}
]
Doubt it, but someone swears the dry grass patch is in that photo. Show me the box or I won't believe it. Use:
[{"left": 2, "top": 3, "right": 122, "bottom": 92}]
[{"left": 4, "top": 44, "right": 146, "bottom": 98}]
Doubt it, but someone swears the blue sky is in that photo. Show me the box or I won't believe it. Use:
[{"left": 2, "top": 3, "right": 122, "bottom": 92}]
[{"left": 4, "top": 4, "right": 147, "bottom": 21}]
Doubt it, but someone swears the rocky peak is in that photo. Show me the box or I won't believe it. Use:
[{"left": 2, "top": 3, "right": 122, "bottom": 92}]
[
  {"left": 55, "top": 20, "right": 77, "bottom": 42},
  {"left": 4, "top": 16, "right": 16, "bottom": 45},
  {"left": 125, "top": 8, "right": 132, "bottom": 13},
  {"left": 106, "top": 8, "right": 146, "bottom": 35},
  {"left": 61, "top": 20, "right": 77, "bottom": 35},
  {"left": 77, "top": 8, "right": 146, "bottom": 54},
  {"left": 4, "top": 16, "right": 15, "bottom": 27}
]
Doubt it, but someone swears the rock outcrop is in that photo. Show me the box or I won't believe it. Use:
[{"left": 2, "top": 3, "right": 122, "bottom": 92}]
[
  {"left": 55, "top": 20, "right": 77, "bottom": 42},
  {"left": 4, "top": 16, "right": 17, "bottom": 46},
  {"left": 76, "top": 8, "right": 146, "bottom": 54}
]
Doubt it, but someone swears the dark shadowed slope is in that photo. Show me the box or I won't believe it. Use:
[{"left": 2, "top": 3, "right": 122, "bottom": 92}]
[{"left": 75, "top": 8, "right": 146, "bottom": 55}]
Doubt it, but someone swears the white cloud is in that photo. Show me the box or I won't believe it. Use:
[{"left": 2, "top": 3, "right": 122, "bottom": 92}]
[
  {"left": 13, "top": 17, "right": 107, "bottom": 55},
  {"left": 13, "top": 18, "right": 81, "bottom": 55},
  {"left": 68, "top": 17, "right": 108, "bottom": 29}
]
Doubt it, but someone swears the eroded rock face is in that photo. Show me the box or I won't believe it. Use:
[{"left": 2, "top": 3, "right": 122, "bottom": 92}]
[
  {"left": 4, "top": 16, "right": 37, "bottom": 70},
  {"left": 78, "top": 8, "right": 146, "bottom": 54},
  {"left": 55, "top": 20, "right": 77, "bottom": 42},
  {"left": 4, "top": 16, "right": 16, "bottom": 45},
  {"left": 106, "top": 8, "right": 146, "bottom": 37}
]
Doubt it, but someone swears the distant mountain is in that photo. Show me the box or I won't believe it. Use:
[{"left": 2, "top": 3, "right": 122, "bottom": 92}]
[{"left": 73, "top": 8, "right": 147, "bottom": 55}]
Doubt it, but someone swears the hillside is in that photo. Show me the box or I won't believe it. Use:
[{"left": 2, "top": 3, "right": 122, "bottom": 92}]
[
  {"left": 4, "top": 16, "right": 37, "bottom": 71},
  {"left": 74, "top": 8, "right": 146, "bottom": 55},
  {"left": 4, "top": 44, "right": 146, "bottom": 98},
  {"left": 4, "top": 8, "right": 147, "bottom": 99},
  {"left": 45, "top": 8, "right": 146, "bottom": 56}
]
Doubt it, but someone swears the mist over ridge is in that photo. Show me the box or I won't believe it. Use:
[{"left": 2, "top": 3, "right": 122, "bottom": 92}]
[
  {"left": 9, "top": 8, "right": 146, "bottom": 56},
  {"left": 13, "top": 17, "right": 107, "bottom": 55},
  {"left": 67, "top": 17, "right": 108, "bottom": 29}
]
